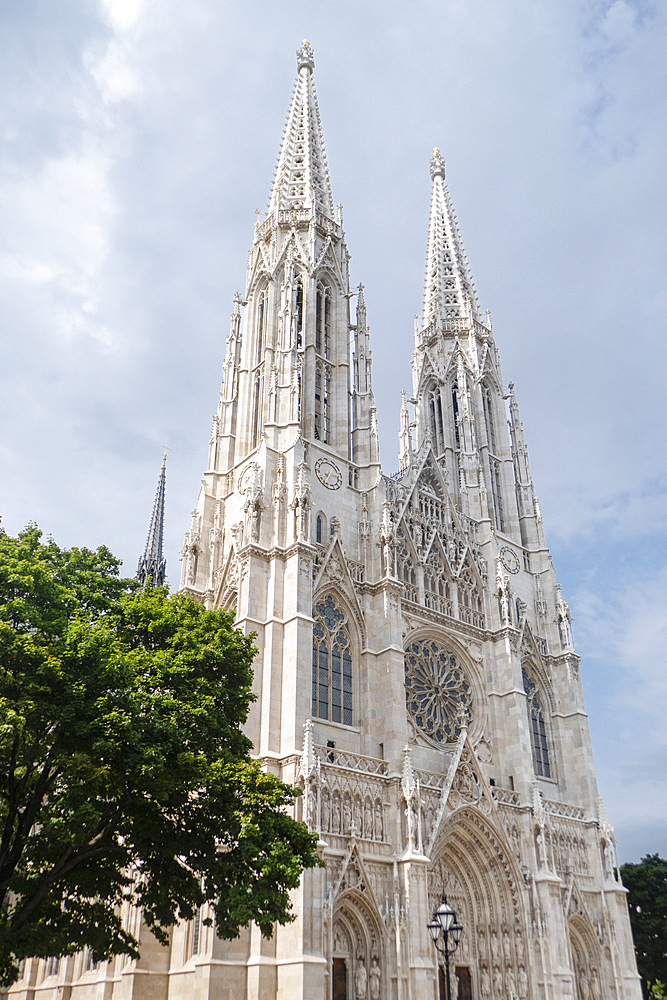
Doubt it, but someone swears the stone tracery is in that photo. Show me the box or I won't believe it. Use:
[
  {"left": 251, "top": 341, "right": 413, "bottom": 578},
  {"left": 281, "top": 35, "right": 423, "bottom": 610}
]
[{"left": 404, "top": 638, "right": 472, "bottom": 745}]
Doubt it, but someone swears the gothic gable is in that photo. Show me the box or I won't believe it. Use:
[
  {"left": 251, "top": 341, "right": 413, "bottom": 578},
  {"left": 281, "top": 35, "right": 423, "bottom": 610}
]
[
  {"left": 312, "top": 235, "right": 345, "bottom": 290},
  {"left": 313, "top": 534, "right": 365, "bottom": 645}
]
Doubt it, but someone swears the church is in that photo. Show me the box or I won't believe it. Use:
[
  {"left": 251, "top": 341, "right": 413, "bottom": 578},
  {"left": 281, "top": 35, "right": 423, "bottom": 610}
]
[
  {"left": 176, "top": 40, "right": 641, "bottom": 1000},
  {"left": 10, "top": 40, "right": 641, "bottom": 1000}
]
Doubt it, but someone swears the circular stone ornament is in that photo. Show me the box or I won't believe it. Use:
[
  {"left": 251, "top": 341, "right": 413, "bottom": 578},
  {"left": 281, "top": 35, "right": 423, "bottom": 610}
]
[{"left": 404, "top": 639, "right": 472, "bottom": 745}]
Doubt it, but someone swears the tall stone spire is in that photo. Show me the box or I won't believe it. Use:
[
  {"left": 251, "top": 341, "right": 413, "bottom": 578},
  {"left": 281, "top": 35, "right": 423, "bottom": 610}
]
[
  {"left": 422, "top": 148, "right": 480, "bottom": 330},
  {"left": 137, "top": 451, "right": 167, "bottom": 589},
  {"left": 267, "top": 40, "right": 334, "bottom": 220}
]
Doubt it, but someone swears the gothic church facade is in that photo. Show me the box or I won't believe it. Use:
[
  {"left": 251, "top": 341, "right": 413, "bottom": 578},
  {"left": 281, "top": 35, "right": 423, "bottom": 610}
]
[
  {"left": 10, "top": 40, "right": 641, "bottom": 1000},
  {"left": 177, "top": 41, "right": 641, "bottom": 1000}
]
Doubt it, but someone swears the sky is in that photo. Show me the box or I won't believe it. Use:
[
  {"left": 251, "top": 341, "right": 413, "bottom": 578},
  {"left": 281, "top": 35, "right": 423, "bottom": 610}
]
[{"left": 1, "top": 0, "right": 666, "bottom": 863}]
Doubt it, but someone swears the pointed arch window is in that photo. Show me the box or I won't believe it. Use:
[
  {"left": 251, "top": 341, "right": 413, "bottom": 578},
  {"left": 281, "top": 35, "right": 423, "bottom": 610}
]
[
  {"left": 312, "top": 595, "right": 353, "bottom": 726},
  {"left": 490, "top": 457, "right": 505, "bottom": 531},
  {"left": 316, "top": 283, "right": 331, "bottom": 358},
  {"left": 295, "top": 280, "right": 303, "bottom": 348},
  {"left": 482, "top": 383, "right": 497, "bottom": 453},
  {"left": 523, "top": 667, "right": 551, "bottom": 778},
  {"left": 428, "top": 384, "right": 444, "bottom": 454},
  {"left": 251, "top": 375, "right": 262, "bottom": 450},
  {"left": 315, "top": 512, "right": 327, "bottom": 545},
  {"left": 451, "top": 382, "right": 461, "bottom": 450},
  {"left": 314, "top": 361, "right": 329, "bottom": 443},
  {"left": 256, "top": 291, "right": 266, "bottom": 366}
]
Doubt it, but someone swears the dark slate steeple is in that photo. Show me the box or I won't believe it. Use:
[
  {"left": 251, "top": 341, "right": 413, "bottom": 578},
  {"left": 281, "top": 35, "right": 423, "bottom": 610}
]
[{"left": 137, "top": 450, "right": 167, "bottom": 588}]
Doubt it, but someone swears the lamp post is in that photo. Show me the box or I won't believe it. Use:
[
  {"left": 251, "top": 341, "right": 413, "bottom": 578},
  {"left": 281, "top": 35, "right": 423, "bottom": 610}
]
[{"left": 428, "top": 893, "right": 463, "bottom": 1000}]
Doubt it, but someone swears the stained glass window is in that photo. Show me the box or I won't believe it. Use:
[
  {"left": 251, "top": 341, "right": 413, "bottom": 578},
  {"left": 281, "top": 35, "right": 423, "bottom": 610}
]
[
  {"left": 522, "top": 667, "right": 551, "bottom": 778},
  {"left": 312, "top": 595, "right": 353, "bottom": 726},
  {"left": 404, "top": 639, "right": 472, "bottom": 744}
]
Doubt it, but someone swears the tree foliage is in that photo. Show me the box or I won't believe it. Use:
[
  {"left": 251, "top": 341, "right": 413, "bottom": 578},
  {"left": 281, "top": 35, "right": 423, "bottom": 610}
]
[
  {"left": 0, "top": 526, "right": 319, "bottom": 986},
  {"left": 621, "top": 854, "right": 667, "bottom": 997}
]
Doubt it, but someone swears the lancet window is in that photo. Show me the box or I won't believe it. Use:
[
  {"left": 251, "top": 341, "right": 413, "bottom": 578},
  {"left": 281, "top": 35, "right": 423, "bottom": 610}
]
[
  {"left": 451, "top": 382, "right": 461, "bottom": 449},
  {"left": 315, "top": 511, "right": 327, "bottom": 545},
  {"left": 522, "top": 667, "right": 551, "bottom": 778},
  {"left": 189, "top": 905, "right": 203, "bottom": 957},
  {"left": 314, "top": 360, "right": 329, "bottom": 442},
  {"left": 312, "top": 595, "right": 353, "bottom": 726},
  {"left": 482, "top": 383, "right": 497, "bottom": 452},
  {"left": 251, "top": 375, "right": 262, "bottom": 450},
  {"left": 256, "top": 291, "right": 266, "bottom": 366},
  {"left": 294, "top": 279, "right": 303, "bottom": 348},
  {"left": 316, "top": 283, "right": 331, "bottom": 358},
  {"left": 428, "top": 384, "right": 445, "bottom": 454},
  {"left": 490, "top": 457, "right": 505, "bottom": 531}
]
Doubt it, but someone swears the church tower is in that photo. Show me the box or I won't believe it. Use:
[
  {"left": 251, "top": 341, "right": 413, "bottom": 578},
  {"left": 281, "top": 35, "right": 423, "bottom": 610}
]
[
  {"left": 175, "top": 44, "right": 641, "bottom": 1000},
  {"left": 7, "top": 40, "right": 640, "bottom": 1000}
]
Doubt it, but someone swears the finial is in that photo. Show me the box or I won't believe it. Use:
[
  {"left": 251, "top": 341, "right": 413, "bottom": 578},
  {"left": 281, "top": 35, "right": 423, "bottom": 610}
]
[
  {"left": 430, "top": 147, "right": 446, "bottom": 180},
  {"left": 297, "top": 39, "right": 314, "bottom": 72},
  {"left": 161, "top": 443, "right": 170, "bottom": 470}
]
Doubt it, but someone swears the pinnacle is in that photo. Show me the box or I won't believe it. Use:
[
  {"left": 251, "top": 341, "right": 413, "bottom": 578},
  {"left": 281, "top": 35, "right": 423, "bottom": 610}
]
[
  {"left": 297, "top": 39, "right": 314, "bottom": 72},
  {"left": 422, "top": 150, "right": 480, "bottom": 329},
  {"left": 267, "top": 42, "right": 334, "bottom": 220},
  {"left": 137, "top": 455, "right": 167, "bottom": 589},
  {"left": 430, "top": 147, "right": 446, "bottom": 180}
]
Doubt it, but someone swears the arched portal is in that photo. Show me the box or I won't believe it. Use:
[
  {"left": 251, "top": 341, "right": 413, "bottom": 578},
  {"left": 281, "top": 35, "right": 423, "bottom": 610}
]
[
  {"left": 429, "top": 806, "right": 531, "bottom": 1000},
  {"left": 569, "top": 915, "right": 603, "bottom": 1000},
  {"left": 331, "top": 890, "right": 383, "bottom": 1000}
]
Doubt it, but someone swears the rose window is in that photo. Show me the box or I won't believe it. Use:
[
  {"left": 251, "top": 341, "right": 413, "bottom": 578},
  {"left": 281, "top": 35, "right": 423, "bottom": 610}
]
[{"left": 404, "top": 639, "right": 472, "bottom": 744}]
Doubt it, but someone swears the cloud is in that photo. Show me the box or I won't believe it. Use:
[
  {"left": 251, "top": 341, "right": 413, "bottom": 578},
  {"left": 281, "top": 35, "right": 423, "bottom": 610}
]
[{"left": 1, "top": 0, "right": 666, "bottom": 860}]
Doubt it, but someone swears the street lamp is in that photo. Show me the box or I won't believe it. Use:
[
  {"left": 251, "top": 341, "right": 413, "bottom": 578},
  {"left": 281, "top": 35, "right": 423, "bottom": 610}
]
[{"left": 428, "top": 893, "right": 463, "bottom": 1000}]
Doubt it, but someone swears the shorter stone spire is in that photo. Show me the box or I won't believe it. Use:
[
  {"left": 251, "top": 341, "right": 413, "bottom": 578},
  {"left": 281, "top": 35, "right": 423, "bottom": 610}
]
[
  {"left": 137, "top": 451, "right": 167, "bottom": 589},
  {"left": 422, "top": 148, "right": 480, "bottom": 330}
]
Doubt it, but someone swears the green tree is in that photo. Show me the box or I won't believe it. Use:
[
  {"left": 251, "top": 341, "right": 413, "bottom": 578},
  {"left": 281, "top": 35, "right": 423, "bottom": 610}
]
[
  {"left": 621, "top": 854, "right": 667, "bottom": 998},
  {"left": 0, "top": 526, "right": 319, "bottom": 987}
]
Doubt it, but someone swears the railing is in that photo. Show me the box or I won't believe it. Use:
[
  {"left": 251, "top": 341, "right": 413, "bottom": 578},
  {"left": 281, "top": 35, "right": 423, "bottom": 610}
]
[
  {"left": 491, "top": 786, "right": 520, "bottom": 807},
  {"left": 424, "top": 593, "right": 454, "bottom": 617},
  {"left": 543, "top": 799, "right": 586, "bottom": 821},
  {"left": 347, "top": 560, "right": 365, "bottom": 584},
  {"left": 315, "top": 745, "right": 389, "bottom": 776},
  {"left": 458, "top": 605, "right": 486, "bottom": 629}
]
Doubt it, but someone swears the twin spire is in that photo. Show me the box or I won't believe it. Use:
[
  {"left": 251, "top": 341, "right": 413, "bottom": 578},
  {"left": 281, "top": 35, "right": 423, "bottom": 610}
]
[
  {"left": 268, "top": 45, "right": 477, "bottom": 332},
  {"left": 422, "top": 148, "right": 480, "bottom": 329},
  {"left": 268, "top": 40, "right": 334, "bottom": 220}
]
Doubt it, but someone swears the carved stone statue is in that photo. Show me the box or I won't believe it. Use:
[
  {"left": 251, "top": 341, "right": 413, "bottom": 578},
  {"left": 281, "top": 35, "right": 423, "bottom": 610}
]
[
  {"left": 590, "top": 969, "right": 601, "bottom": 1000},
  {"left": 493, "top": 965, "right": 503, "bottom": 997},
  {"left": 518, "top": 965, "right": 528, "bottom": 998},
  {"left": 355, "top": 957, "right": 368, "bottom": 999},
  {"left": 480, "top": 965, "right": 491, "bottom": 998},
  {"left": 490, "top": 928, "right": 500, "bottom": 963},
  {"left": 332, "top": 796, "right": 341, "bottom": 833},
  {"left": 369, "top": 957, "right": 381, "bottom": 1000},
  {"left": 580, "top": 973, "right": 591, "bottom": 1000}
]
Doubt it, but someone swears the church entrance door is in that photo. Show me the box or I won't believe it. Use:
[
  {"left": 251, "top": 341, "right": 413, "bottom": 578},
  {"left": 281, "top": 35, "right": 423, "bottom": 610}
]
[
  {"left": 332, "top": 957, "right": 347, "bottom": 1000},
  {"left": 456, "top": 966, "right": 472, "bottom": 1000}
]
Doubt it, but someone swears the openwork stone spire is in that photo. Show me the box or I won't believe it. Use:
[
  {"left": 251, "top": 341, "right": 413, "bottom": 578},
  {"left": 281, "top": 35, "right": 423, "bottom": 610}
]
[
  {"left": 137, "top": 451, "right": 167, "bottom": 589},
  {"left": 267, "top": 40, "right": 334, "bottom": 220},
  {"left": 423, "top": 148, "right": 480, "bottom": 328}
]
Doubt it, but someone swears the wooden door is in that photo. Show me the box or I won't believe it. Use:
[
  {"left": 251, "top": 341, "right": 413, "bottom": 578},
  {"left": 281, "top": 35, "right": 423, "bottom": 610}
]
[
  {"left": 333, "top": 957, "right": 347, "bottom": 1000},
  {"left": 456, "top": 966, "right": 473, "bottom": 1000}
]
